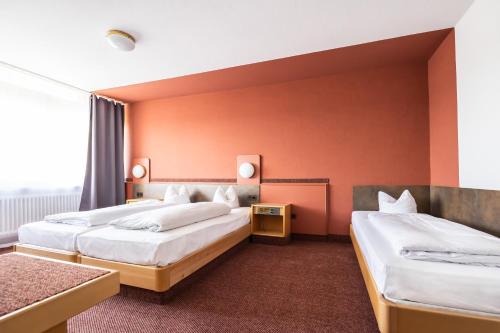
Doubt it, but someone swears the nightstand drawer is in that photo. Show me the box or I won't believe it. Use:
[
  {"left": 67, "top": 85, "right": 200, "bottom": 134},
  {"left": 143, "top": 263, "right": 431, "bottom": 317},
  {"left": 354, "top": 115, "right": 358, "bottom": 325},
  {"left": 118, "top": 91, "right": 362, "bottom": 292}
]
[{"left": 253, "top": 206, "right": 283, "bottom": 216}]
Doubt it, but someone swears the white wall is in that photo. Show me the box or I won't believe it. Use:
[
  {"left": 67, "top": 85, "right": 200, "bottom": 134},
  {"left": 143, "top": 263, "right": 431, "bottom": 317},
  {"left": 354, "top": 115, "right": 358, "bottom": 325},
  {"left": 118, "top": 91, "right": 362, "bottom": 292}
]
[{"left": 455, "top": 0, "right": 500, "bottom": 190}]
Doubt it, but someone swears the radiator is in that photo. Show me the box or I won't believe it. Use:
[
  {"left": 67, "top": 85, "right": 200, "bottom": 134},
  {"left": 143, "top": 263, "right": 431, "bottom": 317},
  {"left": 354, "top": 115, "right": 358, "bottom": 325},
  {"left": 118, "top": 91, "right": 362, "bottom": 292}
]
[{"left": 0, "top": 190, "right": 82, "bottom": 241}]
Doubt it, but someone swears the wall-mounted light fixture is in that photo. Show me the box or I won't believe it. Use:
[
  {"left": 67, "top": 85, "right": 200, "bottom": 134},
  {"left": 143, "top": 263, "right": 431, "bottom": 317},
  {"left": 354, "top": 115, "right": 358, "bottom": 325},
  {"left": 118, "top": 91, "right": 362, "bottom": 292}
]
[
  {"left": 238, "top": 162, "right": 255, "bottom": 179},
  {"left": 131, "top": 158, "right": 150, "bottom": 184},
  {"left": 132, "top": 164, "right": 146, "bottom": 179},
  {"left": 237, "top": 155, "right": 261, "bottom": 185}
]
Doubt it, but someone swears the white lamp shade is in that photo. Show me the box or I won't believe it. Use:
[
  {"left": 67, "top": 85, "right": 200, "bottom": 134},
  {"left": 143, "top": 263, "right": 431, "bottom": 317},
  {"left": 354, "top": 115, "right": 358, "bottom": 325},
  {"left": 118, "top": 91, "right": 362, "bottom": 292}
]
[
  {"left": 238, "top": 162, "right": 255, "bottom": 179},
  {"left": 106, "top": 30, "right": 135, "bottom": 51},
  {"left": 132, "top": 164, "right": 146, "bottom": 179}
]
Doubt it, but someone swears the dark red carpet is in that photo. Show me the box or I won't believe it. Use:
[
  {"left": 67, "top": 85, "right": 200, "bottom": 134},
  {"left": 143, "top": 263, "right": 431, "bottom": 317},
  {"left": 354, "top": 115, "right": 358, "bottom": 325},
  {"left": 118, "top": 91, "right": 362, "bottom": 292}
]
[{"left": 69, "top": 241, "right": 378, "bottom": 332}]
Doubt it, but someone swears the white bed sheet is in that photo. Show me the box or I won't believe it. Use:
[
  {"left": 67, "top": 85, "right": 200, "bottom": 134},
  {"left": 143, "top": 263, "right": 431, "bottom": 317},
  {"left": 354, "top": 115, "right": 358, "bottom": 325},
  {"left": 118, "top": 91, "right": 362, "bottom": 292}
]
[
  {"left": 18, "top": 221, "right": 103, "bottom": 252},
  {"left": 352, "top": 211, "right": 500, "bottom": 315},
  {"left": 77, "top": 207, "right": 250, "bottom": 266}
]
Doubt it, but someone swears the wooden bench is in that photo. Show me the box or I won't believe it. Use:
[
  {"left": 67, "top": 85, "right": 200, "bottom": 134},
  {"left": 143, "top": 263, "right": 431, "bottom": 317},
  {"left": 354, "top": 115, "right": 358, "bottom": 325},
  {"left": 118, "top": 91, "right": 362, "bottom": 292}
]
[{"left": 0, "top": 253, "right": 119, "bottom": 333}]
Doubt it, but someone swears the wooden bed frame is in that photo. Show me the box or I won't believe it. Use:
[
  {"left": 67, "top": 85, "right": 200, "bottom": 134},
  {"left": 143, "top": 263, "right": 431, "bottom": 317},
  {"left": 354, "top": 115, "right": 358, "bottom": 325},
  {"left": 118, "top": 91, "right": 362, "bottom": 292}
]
[
  {"left": 80, "top": 223, "right": 250, "bottom": 292},
  {"left": 14, "top": 223, "right": 251, "bottom": 292},
  {"left": 350, "top": 225, "right": 500, "bottom": 333},
  {"left": 14, "top": 182, "right": 256, "bottom": 293},
  {"left": 14, "top": 243, "right": 80, "bottom": 263}
]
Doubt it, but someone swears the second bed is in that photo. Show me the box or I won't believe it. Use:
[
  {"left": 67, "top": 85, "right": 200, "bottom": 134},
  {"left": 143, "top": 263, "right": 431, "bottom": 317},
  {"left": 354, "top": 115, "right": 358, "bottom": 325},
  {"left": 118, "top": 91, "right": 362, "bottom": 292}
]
[{"left": 351, "top": 210, "right": 500, "bottom": 333}]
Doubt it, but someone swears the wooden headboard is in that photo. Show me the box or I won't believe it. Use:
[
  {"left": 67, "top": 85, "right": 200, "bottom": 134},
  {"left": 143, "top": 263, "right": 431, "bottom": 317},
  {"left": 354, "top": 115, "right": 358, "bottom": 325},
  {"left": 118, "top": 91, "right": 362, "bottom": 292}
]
[
  {"left": 132, "top": 183, "right": 259, "bottom": 207},
  {"left": 353, "top": 185, "right": 500, "bottom": 237}
]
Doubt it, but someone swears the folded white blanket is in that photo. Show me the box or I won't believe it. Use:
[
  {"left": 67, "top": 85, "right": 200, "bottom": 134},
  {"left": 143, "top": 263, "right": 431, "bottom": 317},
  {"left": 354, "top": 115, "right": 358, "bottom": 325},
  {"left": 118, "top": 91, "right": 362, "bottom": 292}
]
[
  {"left": 368, "top": 212, "right": 500, "bottom": 267},
  {"left": 109, "top": 202, "right": 231, "bottom": 232},
  {"left": 45, "top": 200, "right": 165, "bottom": 226}
]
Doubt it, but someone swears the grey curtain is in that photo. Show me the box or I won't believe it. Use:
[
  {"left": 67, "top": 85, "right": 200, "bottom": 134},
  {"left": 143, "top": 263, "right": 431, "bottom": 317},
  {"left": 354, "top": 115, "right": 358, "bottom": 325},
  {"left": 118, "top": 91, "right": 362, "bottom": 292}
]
[{"left": 79, "top": 94, "right": 125, "bottom": 210}]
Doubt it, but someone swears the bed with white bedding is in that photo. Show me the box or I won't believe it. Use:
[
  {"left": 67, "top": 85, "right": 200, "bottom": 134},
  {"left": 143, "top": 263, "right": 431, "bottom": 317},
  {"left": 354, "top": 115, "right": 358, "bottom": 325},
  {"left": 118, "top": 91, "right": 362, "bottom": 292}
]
[
  {"left": 367, "top": 212, "right": 500, "bottom": 267},
  {"left": 14, "top": 183, "right": 256, "bottom": 293},
  {"left": 352, "top": 211, "right": 500, "bottom": 316},
  {"left": 77, "top": 207, "right": 250, "bottom": 266},
  {"left": 351, "top": 185, "right": 500, "bottom": 332},
  {"left": 18, "top": 221, "right": 103, "bottom": 252},
  {"left": 16, "top": 199, "right": 166, "bottom": 253}
]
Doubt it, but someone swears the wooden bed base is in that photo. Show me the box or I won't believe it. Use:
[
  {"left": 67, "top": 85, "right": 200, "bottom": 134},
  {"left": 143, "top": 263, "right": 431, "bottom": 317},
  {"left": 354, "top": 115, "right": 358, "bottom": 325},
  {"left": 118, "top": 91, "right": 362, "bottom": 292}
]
[
  {"left": 14, "top": 243, "right": 80, "bottom": 263},
  {"left": 79, "top": 224, "right": 251, "bottom": 292},
  {"left": 15, "top": 224, "right": 251, "bottom": 293},
  {"left": 350, "top": 225, "right": 500, "bottom": 333}
]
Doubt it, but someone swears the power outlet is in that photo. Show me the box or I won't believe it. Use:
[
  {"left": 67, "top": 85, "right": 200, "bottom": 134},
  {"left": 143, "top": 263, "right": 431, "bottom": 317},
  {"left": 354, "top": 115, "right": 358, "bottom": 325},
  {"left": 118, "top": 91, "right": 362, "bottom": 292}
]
[{"left": 247, "top": 195, "right": 258, "bottom": 201}]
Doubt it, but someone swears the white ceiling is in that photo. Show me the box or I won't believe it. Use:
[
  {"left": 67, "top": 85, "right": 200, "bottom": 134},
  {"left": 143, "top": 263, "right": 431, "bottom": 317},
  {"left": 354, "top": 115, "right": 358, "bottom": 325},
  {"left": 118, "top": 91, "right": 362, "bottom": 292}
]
[{"left": 0, "top": 0, "right": 473, "bottom": 91}]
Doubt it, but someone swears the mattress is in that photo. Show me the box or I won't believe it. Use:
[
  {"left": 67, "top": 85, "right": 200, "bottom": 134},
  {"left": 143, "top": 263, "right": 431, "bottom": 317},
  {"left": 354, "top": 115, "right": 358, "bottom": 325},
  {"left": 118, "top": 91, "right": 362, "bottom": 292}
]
[
  {"left": 77, "top": 207, "right": 250, "bottom": 266},
  {"left": 18, "top": 221, "right": 103, "bottom": 252},
  {"left": 352, "top": 211, "right": 500, "bottom": 315}
]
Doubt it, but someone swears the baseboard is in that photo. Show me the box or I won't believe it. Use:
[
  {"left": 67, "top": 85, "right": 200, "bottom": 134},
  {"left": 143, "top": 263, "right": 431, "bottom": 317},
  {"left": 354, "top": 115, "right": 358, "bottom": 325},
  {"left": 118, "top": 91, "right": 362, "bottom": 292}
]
[
  {"left": 291, "top": 233, "right": 351, "bottom": 243},
  {"left": 292, "top": 233, "right": 328, "bottom": 241},
  {"left": 327, "top": 234, "right": 351, "bottom": 243}
]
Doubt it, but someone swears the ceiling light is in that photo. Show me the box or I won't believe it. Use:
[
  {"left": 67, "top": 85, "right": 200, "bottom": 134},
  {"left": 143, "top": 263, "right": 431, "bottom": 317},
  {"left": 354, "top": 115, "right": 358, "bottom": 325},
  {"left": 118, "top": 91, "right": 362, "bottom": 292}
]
[{"left": 106, "top": 30, "right": 135, "bottom": 51}]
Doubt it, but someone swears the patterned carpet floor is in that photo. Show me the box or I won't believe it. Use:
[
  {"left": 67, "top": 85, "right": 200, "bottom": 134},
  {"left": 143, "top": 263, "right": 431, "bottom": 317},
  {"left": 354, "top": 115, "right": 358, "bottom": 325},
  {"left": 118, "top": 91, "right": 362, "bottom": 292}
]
[{"left": 69, "top": 241, "right": 378, "bottom": 332}]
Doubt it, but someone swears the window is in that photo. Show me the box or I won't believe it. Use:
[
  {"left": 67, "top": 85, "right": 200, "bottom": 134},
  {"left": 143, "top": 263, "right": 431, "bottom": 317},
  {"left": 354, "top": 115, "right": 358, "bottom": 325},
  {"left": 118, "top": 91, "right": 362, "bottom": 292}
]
[
  {"left": 0, "top": 63, "right": 89, "bottom": 245},
  {"left": 0, "top": 63, "right": 89, "bottom": 190}
]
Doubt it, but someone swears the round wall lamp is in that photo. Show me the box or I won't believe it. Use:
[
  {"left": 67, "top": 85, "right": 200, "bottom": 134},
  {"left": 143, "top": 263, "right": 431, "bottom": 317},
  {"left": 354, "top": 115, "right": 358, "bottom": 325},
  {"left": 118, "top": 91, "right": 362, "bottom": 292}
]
[
  {"left": 106, "top": 29, "right": 135, "bottom": 51},
  {"left": 238, "top": 162, "right": 255, "bottom": 179},
  {"left": 132, "top": 164, "right": 146, "bottom": 179}
]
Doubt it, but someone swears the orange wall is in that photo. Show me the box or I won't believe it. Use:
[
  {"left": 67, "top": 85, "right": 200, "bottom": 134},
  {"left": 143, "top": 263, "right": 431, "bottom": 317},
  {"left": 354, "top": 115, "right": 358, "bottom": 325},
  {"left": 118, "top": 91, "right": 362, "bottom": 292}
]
[
  {"left": 129, "top": 63, "right": 430, "bottom": 235},
  {"left": 428, "top": 30, "right": 459, "bottom": 186}
]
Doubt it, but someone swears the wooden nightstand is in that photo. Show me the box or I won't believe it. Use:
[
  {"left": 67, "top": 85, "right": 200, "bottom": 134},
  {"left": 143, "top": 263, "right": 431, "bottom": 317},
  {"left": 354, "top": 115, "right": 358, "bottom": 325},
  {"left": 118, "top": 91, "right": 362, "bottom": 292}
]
[{"left": 251, "top": 203, "right": 291, "bottom": 245}]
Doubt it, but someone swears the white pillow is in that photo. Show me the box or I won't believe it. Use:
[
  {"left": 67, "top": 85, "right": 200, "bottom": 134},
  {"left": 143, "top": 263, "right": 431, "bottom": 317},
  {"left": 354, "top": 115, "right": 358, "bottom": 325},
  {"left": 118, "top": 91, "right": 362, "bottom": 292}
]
[
  {"left": 213, "top": 186, "right": 240, "bottom": 208},
  {"left": 378, "top": 190, "right": 417, "bottom": 214},
  {"left": 163, "top": 185, "right": 191, "bottom": 204}
]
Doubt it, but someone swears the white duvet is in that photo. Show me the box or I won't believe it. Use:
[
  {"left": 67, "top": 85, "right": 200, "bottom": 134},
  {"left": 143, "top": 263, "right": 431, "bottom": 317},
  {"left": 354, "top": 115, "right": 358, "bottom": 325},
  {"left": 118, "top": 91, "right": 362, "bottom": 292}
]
[
  {"left": 368, "top": 212, "right": 500, "bottom": 267},
  {"left": 109, "top": 202, "right": 231, "bottom": 232},
  {"left": 44, "top": 199, "right": 165, "bottom": 226}
]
